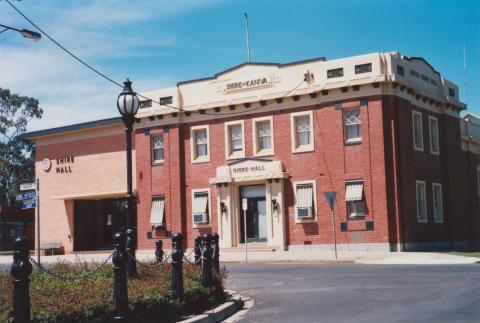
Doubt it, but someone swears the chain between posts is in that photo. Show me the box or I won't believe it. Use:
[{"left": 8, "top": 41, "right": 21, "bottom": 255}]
[
  {"left": 126, "top": 250, "right": 171, "bottom": 269},
  {"left": 183, "top": 247, "right": 205, "bottom": 265},
  {"left": 28, "top": 254, "right": 113, "bottom": 281}
]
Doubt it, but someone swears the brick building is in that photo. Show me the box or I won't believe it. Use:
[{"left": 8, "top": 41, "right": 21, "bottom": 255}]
[{"left": 25, "top": 52, "right": 478, "bottom": 253}]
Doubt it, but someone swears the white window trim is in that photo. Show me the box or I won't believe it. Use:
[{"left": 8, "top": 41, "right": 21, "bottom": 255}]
[
  {"left": 432, "top": 183, "right": 444, "bottom": 224},
  {"left": 412, "top": 111, "right": 424, "bottom": 152},
  {"left": 343, "top": 108, "right": 362, "bottom": 144},
  {"left": 252, "top": 116, "right": 275, "bottom": 157},
  {"left": 293, "top": 180, "right": 317, "bottom": 223},
  {"left": 428, "top": 116, "right": 440, "bottom": 155},
  {"left": 224, "top": 120, "right": 245, "bottom": 160},
  {"left": 290, "top": 111, "right": 314, "bottom": 153},
  {"left": 190, "top": 125, "right": 210, "bottom": 164},
  {"left": 192, "top": 188, "right": 211, "bottom": 228},
  {"left": 415, "top": 180, "right": 427, "bottom": 223},
  {"left": 151, "top": 134, "right": 164, "bottom": 165}
]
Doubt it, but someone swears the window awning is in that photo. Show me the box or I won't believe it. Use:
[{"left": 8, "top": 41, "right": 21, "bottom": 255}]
[
  {"left": 296, "top": 185, "right": 313, "bottom": 209},
  {"left": 150, "top": 196, "right": 165, "bottom": 227},
  {"left": 345, "top": 182, "right": 364, "bottom": 201},
  {"left": 193, "top": 193, "right": 208, "bottom": 215}
]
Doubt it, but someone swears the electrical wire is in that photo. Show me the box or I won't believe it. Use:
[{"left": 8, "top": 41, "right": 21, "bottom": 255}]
[{"left": 5, "top": 0, "right": 308, "bottom": 117}]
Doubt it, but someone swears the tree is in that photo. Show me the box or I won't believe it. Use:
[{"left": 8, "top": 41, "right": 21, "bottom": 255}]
[{"left": 0, "top": 88, "right": 42, "bottom": 207}]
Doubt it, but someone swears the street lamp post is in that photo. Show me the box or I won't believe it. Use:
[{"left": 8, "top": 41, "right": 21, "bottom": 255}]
[
  {"left": 117, "top": 79, "right": 139, "bottom": 278},
  {"left": 0, "top": 23, "right": 41, "bottom": 41}
]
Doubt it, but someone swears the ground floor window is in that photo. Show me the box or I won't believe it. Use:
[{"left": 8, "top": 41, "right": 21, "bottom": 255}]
[
  {"left": 150, "top": 195, "right": 165, "bottom": 228},
  {"left": 345, "top": 180, "right": 366, "bottom": 218},
  {"left": 432, "top": 183, "right": 443, "bottom": 223},
  {"left": 294, "top": 180, "right": 316, "bottom": 221},
  {"left": 416, "top": 180, "right": 427, "bottom": 223},
  {"left": 192, "top": 189, "right": 210, "bottom": 226}
]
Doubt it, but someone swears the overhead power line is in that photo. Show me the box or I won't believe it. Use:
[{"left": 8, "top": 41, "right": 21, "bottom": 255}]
[{"left": 4, "top": 0, "right": 307, "bottom": 117}]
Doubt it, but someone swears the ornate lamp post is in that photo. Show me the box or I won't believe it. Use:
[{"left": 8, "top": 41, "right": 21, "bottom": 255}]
[
  {"left": 0, "top": 23, "right": 41, "bottom": 40},
  {"left": 117, "top": 79, "right": 139, "bottom": 278}
]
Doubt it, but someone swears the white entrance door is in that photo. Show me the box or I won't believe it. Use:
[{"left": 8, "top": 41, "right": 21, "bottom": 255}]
[{"left": 257, "top": 200, "right": 267, "bottom": 240}]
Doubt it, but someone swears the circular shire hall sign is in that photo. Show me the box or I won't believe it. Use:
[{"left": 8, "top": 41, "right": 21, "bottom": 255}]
[{"left": 42, "top": 158, "right": 51, "bottom": 172}]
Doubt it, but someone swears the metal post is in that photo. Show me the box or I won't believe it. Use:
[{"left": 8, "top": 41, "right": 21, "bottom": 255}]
[
  {"left": 155, "top": 240, "right": 164, "bottom": 263},
  {"left": 11, "top": 235, "right": 32, "bottom": 322},
  {"left": 201, "top": 234, "right": 213, "bottom": 287},
  {"left": 112, "top": 232, "right": 128, "bottom": 320},
  {"left": 36, "top": 178, "right": 40, "bottom": 265},
  {"left": 194, "top": 236, "right": 202, "bottom": 266},
  {"left": 124, "top": 122, "right": 137, "bottom": 278},
  {"left": 243, "top": 209, "right": 248, "bottom": 262},
  {"left": 212, "top": 233, "right": 220, "bottom": 272},
  {"left": 331, "top": 210, "right": 338, "bottom": 260},
  {"left": 171, "top": 233, "right": 184, "bottom": 299}
]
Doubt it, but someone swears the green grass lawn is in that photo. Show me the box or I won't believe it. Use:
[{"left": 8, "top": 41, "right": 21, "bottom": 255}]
[{"left": 448, "top": 252, "right": 480, "bottom": 258}]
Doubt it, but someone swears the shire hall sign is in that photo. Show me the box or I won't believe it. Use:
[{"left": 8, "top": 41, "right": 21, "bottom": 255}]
[
  {"left": 42, "top": 156, "right": 75, "bottom": 174},
  {"left": 223, "top": 76, "right": 273, "bottom": 93}
]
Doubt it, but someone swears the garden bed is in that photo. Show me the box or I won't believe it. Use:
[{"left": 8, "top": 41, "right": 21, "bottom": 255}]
[{"left": 0, "top": 261, "right": 228, "bottom": 322}]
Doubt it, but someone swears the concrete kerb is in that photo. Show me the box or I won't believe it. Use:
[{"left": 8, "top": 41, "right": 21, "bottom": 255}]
[{"left": 178, "top": 290, "right": 248, "bottom": 323}]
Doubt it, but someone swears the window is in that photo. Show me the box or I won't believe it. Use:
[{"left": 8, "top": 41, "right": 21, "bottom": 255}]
[
  {"left": 345, "top": 181, "right": 366, "bottom": 218},
  {"left": 291, "top": 111, "right": 314, "bottom": 153},
  {"left": 253, "top": 116, "right": 274, "bottom": 157},
  {"left": 152, "top": 135, "right": 164, "bottom": 164},
  {"left": 140, "top": 99, "right": 152, "bottom": 109},
  {"left": 192, "top": 189, "right": 210, "bottom": 226},
  {"left": 159, "top": 96, "right": 173, "bottom": 105},
  {"left": 432, "top": 183, "right": 443, "bottom": 223},
  {"left": 327, "top": 68, "right": 344, "bottom": 78},
  {"left": 421, "top": 74, "right": 429, "bottom": 82},
  {"left": 410, "top": 70, "right": 420, "bottom": 78},
  {"left": 430, "top": 78, "right": 438, "bottom": 86},
  {"left": 224, "top": 121, "right": 245, "bottom": 159},
  {"left": 355, "top": 63, "right": 372, "bottom": 74},
  {"left": 150, "top": 196, "right": 165, "bottom": 228},
  {"left": 412, "top": 111, "right": 424, "bottom": 151},
  {"left": 294, "top": 180, "right": 317, "bottom": 222},
  {"left": 190, "top": 125, "right": 210, "bottom": 163},
  {"left": 397, "top": 65, "right": 405, "bottom": 76},
  {"left": 448, "top": 88, "right": 455, "bottom": 98},
  {"left": 416, "top": 180, "right": 427, "bottom": 223},
  {"left": 344, "top": 108, "right": 361, "bottom": 143},
  {"left": 429, "top": 116, "right": 440, "bottom": 155}
]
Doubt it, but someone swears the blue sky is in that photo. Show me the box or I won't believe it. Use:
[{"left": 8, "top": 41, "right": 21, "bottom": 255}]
[{"left": 0, "top": 0, "right": 478, "bottom": 131}]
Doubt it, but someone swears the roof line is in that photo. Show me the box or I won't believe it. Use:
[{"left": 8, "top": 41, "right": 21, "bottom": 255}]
[{"left": 22, "top": 116, "right": 122, "bottom": 140}]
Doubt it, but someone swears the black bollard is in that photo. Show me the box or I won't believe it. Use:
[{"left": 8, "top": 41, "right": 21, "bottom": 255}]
[
  {"left": 11, "top": 235, "right": 32, "bottom": 323},
  {"left": 125, "top": 228, "right": 137, "bottom": 278},
  {"left": 112, "top": 232, "right": 128, "bottom": 320},
  {"left": 194, "top": 236, "right": 202, "bottom": 266},
  {"left": 201, "top": 234, "right": 213, "bottom": 287},
  {"left": 212, "top": 233, "right": 220, "bottom": 272},
  {"left": 155, "top": 240, "right": 164, "bottom": 263},
  {"left": 171, "top": 233, "right": 184, "bottom": 299}
]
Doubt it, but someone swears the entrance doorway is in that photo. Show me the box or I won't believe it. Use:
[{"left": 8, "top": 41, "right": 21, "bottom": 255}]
[
  {"left": 239, "top": 185, "right": 267, "bottom": 243},
  {"left": 74, "top": 198, "right": 133, "bottom": 251}
]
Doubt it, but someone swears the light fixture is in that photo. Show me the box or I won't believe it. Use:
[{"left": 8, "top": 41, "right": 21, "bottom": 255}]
[
  {"left": 0, "top": 24, "right": 41, "bottom": 41},
  {"left": 271, "top": 198, "right": 279, "bottom": 211}
]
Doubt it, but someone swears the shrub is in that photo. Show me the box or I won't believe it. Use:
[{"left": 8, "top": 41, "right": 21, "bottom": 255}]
[{"left": 0, "top": 261, "right": 227, "bottom": 322}]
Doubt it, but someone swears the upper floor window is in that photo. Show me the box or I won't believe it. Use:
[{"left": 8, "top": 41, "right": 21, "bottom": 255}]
[
  {"left": 291, "top": 111, "right": 314, "bottom": 153},
  {"left": 416, "top": 180, "right": 427, "bottom": 223},
  {"left": 344, "top": 108, "right": 361, "bottom": 144},
  {"left": 190, "top": 125, "right": 210, "bottom": 163},
  {"left": 159, "top": 96, "right": 173, "bottom": 105},
  {"left": 294, "top": 180, "right": 317, "bottom": 223},
  {"left": 410, "top": 69, "right": 420, "bottom": 78},
  {"left": 430, "top": 78, "right": 438, "bottom": 86},
  {"left": 397, "top": 65, "right": 405, "bottom": 76},
  {"left": 345, "top": 181, "right": 366, "bottom": 218},
  {"left": 421, "top": 74, "right": 429, "bottom": 82},
  {"left": 140, "top": 99, "right": 152, "bottom": 109},
  {"left": 327, "top": 68, "right": 344, "bottom": 78},
  {"left": 448, "top": 88, "right": 455, "bottom": 98},
  {"left": 225, "top": 121, "right": 245, "bottom": 159},
  {"left": 253, "top": 116, "right": 274, "bottom": 157},
  {"left": 355, "top": 63, "right": 372, "bottom": 74},
  {"left": 432, "top": 183, "right": 443, "bottom": 223},
  {"left": 192, "top": 189, "right": 210, "bottom": 227},
  {"left": 429, "top": 116, "right": 440, "bottom": 155},
  {"left": 152, "top": 135, "right": 164, "bottom": 164},
  {"left": 412, "top": 111, "right": 424, "bottom": 151}
]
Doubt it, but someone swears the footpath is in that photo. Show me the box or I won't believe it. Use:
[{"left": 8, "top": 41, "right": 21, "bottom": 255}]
[{"left": 0, "top": 249, "right": 479, "bottom": 267}]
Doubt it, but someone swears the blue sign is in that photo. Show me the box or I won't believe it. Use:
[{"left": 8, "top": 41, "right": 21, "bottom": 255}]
[
  {"left": 15, "top": 191, "right": 36, "bottom": 201},
  {"left": 324, "top": 191, "right": 337, "bottom": 210},
  {"left": 20, "top": 199, "right": 36, "bottom": 209}
]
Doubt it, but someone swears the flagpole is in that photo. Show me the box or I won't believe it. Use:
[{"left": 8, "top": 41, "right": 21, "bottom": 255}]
[{"left": 244, "top": 13, "right": 251, "bottom": 62}]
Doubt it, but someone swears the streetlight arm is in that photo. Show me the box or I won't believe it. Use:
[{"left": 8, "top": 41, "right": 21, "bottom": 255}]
[{"left": 0, "top": 23, "right": 41, "bottom": 40}]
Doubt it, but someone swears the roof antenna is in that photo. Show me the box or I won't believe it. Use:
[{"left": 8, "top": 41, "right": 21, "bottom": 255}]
[
  {"left": 244, "top": 13, "right": 251, "bottom": 62},
  {"left": 464, "top": 44, "right": 468, "bottom": 104}
]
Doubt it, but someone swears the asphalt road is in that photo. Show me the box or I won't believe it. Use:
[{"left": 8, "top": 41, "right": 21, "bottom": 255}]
[{"left": 225, "top": 263, "right": 480, "bottom": 323}]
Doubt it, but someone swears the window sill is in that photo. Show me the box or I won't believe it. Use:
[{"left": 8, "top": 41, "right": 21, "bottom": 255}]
[
  {"left": 295, "top": 217, "right": 317, "bottom": 224},
  {"left": 348, "top": 215, "right": 366, "bottom": 220},
  {"left": 292, "top": 146, "right": 314, "bottom": 154},
  {"left": 226, "top": 151, "right": 245, "bottom": 160},
  {"left": 193, "top": 222, "right": 212, "bottom": 229},
  {"left": 152, "top": 161, "right": 164, "bottom": 166},
  {"left": 253, "top": 150, "right": 274, "bottom": 158},
  {"left": 345, "top": 139, "right": 362, "bottom": 146},
  {"left": 414, "top": 147, "right": 424, "bottom": 152},
  {"left": 430, "top": 150, "right": 440, "bottom": 156},
  {"left": 191, "top": 156, "right": 210, "bottom": 164}
]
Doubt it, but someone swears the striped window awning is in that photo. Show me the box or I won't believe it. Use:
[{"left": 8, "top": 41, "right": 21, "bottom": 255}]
[
  {"left": 345, "top": 182, "right": 364, "bottom": 201},
  {"left": 296, "top": 184, "right": 313, "bottom": 209},
  {"left": 193, "top": 192, "right": 209, "bottom": 216},
  {"left": 150, "top": 196, "right": 165, "bottom": 227}
]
